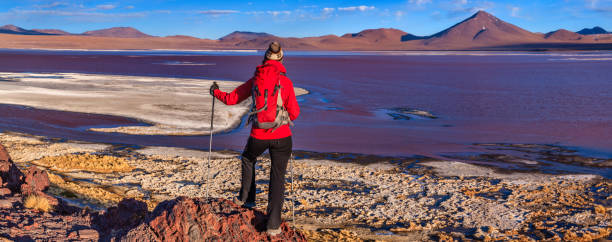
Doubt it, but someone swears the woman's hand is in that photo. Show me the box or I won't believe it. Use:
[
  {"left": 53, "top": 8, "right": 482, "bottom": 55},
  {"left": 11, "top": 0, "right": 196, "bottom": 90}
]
[{"left": 209, "top": 82, "right": 219, "bottom": 96}]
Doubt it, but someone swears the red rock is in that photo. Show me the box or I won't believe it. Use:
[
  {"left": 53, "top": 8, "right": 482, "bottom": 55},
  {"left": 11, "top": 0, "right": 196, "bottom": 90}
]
[
  {"left": 0, "top": 143, "right": 24, "bottom": 192},
  {"left": 67, "top": 231, "right": 78, "bottom": 239},
  {"left": 20, "top": 166, "right": 50, "bottom": 195},
  {"left": 78, "top": 229, "right": 99, "bottom": 239},
  {"left": 0, "top": 199, "right": 13, "bottom": 209},
  {"left": 93, "top": 198, "right": 148, "bottom": 236},
  {"left": 122, "top": 197, "right": 306, "bottom": 241},
  {"left": 0, "top": 188, "right": 11, "bottom": 196},
  {"left": 40, "top": 193, "right": 60, "bottom": 207},
  {"left": 46, "top": 221, "right": 63, "bottom": 228},
  {"left": 0, "top": 144, "right": 10, "bottom": 163}
]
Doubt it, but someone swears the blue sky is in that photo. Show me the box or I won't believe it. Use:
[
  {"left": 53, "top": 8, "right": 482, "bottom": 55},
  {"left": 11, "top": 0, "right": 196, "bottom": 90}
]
[{"left": 0, "top": 0, "right": 610, "bottom": 39}]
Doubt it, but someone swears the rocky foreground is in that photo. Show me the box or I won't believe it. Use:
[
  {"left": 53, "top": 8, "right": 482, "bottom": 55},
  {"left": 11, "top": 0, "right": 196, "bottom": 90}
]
[
  {"left": 0, "top": 142, "right": 305, "bottom": 241},
  {"left": 0, "top": 132, "right": 610, "bottom": 241}
]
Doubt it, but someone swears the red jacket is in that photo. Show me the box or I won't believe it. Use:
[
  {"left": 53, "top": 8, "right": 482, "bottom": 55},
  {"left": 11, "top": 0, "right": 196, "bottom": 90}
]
[{"left": 213, "top": 60, "right": 300, "bottom": 140}]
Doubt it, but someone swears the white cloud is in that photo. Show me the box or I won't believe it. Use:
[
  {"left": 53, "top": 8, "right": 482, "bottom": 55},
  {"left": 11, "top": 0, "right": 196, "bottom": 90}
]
[
  {"left": 585, "top": 0, "right": 612, "bottom": 13},
  {"left": 510, "top": 6, "right": 520, "bottom": 17},
  {"left": 446, "top": 1, "right": 495, "bottom": 18},
  {"left": 267, "top": 10, "right": 291, "bottom": 16},
  {"left": 323, "top": 7, "right": 335, "bottom": 14},
  {"left": 337, "top": 5, "right": 375, "bottom": 12},
  {"left": 14, "top": 9, "right": 145, "bottom": 18},
  {"left": 409, "top": 0, "right": 432, "bottom": 6},
  {"left": 199, "top": 10, "right": 239, "bottom": 15},
  {"left": 96, "top": 4, "right": 116, "bottom": 10},
  {"left": 244, "top": 10, "right": 291, "bottom": 17},
  {"left": 35, "top": 2, "right": 68, "bottom": 9},
  {"left": 245, "top": 11, "right": 264, "bottom": 15},
  {"left": 395, "top": 11, "right": 404, "bottom": 18},
  {"left": 586, "top": 0, "right": 599, "bottom": 8},
  {"left": 393, "top": 10, "right": 406, "bottom": 21}
]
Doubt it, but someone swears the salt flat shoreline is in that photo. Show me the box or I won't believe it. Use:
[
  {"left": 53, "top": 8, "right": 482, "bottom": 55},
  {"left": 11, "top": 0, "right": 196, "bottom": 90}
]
[
  {"left": 0, "top": 72, "right": 308, "bottom": 136},
  {"left": 0, "top": 131, "right": 609, "bottom": 241}
]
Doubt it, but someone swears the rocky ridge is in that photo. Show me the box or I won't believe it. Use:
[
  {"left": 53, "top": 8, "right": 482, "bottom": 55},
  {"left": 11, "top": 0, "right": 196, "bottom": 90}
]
[{"left": 0, "top": 141, "right": 304, "bottom": 241}]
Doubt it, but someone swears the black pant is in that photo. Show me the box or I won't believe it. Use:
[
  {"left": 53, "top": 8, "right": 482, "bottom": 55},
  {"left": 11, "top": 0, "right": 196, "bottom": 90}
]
[{"left": 239, "top": 136, "right": 292, "bottom": 229}]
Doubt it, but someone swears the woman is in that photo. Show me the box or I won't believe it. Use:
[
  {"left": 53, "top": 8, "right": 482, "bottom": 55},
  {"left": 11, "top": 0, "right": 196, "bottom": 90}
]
[{"left": 210, "top": 41, "right": 300, "bottom": 236}]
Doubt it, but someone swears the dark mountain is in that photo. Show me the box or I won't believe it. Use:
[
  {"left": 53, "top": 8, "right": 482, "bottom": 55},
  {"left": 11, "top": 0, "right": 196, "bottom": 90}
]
[
  {"left": 83, "top": 27, "right": 152, "bottom": 38},
  {"left": 0, "top": 25, "right": 51, "bottom": 35},
  {"left": 401, "top": 33, "right": 425, "bottom": 41},
  {"left": 577, "top": 26, "right": 610, "bottom": 35}
]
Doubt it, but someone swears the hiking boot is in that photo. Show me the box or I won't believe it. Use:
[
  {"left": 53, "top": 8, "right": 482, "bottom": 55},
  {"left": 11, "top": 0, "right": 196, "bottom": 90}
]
[
  {"left": 233, "top": 198, "right": 255, "bottom": 208},
  {"left": 266, "top": 228, "right": 282, "bottom": 237}
]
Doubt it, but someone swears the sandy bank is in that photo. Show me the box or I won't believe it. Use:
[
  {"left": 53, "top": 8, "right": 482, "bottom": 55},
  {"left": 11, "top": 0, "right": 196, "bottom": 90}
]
[
  {"left": 0, "top": 132, "right": 609, "bottom": 241},
  {"left": 0, "top": 72, "right": 308, "bottom": 135}
]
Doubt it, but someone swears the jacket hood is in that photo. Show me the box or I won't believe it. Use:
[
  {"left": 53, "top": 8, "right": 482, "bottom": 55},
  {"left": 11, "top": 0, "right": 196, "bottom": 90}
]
[{"left": 263, "top": 60, "right": 287, "bottom": 74}]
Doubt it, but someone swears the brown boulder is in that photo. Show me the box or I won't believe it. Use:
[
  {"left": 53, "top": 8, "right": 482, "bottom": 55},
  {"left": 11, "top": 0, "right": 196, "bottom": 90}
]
[
  {"left": 20, "top": 166, "right": 50, "bottom": 195},
  {"left": 122, "top": 197, "right": 305, "bottom": 241},
  {"left": 21, "top": 166, "right": 50, "bottom": 195},
  {"left": 19, "top": 166, "right": 61, "bottom": 209},
  {"left": 0, "top": 143, "right": 24, "bottom": 193}
]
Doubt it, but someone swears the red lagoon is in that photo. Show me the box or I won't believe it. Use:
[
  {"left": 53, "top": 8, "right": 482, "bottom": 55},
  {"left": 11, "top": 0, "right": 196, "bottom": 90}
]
[{"left": 0, "top": 50, "right": 610, "bottom": 160}]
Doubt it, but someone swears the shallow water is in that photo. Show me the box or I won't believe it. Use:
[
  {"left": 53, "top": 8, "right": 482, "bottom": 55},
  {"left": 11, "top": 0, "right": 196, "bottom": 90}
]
[{"left": 0, "top": 50, "right": 610, "bottom": 161}]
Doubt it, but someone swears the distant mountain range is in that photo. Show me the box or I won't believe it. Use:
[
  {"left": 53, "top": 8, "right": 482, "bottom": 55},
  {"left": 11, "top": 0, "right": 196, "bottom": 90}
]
[
  {"left": 1, "top": 11, "right": 611, "bottom": 50},
  {"left": 0, "top": 25, "right": 151, "bottom": 38},
  {"left": 0, "top": 25, "right": 55, "bottom": 35}
]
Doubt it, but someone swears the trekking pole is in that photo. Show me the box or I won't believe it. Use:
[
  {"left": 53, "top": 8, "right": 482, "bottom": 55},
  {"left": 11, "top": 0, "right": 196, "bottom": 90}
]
[
  {"left": 205, "top": 86, "right": 216, "bottom": 198},
  {"left": 288, "top": 130, "right": 299, "bottom": 235},
  {"left": 289, "top": 152, "right": 295, "bottom": 227}
]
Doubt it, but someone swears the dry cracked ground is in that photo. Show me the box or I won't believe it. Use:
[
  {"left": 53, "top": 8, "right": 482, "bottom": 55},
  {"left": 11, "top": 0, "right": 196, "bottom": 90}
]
[{"left": 0, "top": 131, "right": 610, "bottom": 241}]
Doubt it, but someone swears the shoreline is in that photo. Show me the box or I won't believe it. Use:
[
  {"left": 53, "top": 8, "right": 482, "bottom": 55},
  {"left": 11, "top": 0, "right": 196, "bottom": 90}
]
[
  {"left": 0, "top": 47, "right": 259, "bottom": 53},
  {"left": 0, "top": 100, "right": 610, "bottom": 179},
  {"left": 0, "top": 131, "right": 610, "bottom": 241},
  {"left": 2, "top": 47, "right": 612, "bottom": 55},
  {"left": 0, "top": 71, "right": 308, "bottom": 136}
]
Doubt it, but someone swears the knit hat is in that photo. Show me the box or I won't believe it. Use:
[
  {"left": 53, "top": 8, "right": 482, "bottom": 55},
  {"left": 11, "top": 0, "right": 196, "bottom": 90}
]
[{"left": 265, "top": 41, "right": 283, "bottom": 61}]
